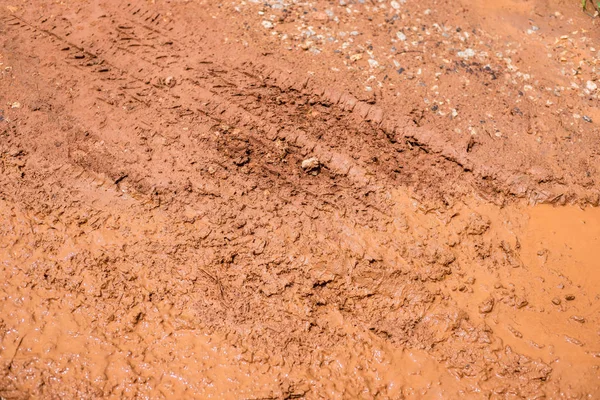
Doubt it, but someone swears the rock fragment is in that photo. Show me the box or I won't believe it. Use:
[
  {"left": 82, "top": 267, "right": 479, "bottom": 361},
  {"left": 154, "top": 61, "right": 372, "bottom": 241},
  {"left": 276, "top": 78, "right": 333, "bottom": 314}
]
[
  {"left": 165, "top": 76, "right": 176, "bottom": 87},
  {"left": 457, "top": 48, "right": 475, "bottom": 59},
  {"left": 301, "top": 157, "right": 320, "bottom": 175}
]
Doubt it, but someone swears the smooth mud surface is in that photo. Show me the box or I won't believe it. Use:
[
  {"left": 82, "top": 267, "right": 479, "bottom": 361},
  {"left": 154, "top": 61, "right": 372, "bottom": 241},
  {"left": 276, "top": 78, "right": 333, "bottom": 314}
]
[{"left": 1, "top": 0, "right": 599, "bottom": 398}]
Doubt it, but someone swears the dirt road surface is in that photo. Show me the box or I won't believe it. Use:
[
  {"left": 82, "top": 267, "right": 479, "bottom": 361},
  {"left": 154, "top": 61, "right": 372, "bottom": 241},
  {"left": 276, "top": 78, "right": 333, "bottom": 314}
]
[{"left": 1, "top": 0, "right": 599, "bottom": 398}]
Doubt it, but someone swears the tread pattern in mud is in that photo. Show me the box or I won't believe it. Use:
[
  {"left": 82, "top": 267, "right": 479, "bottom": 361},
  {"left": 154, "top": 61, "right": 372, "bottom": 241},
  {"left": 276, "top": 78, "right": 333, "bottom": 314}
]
[{"left": 1, "top": 1, "right": 599, "bottom": 398}]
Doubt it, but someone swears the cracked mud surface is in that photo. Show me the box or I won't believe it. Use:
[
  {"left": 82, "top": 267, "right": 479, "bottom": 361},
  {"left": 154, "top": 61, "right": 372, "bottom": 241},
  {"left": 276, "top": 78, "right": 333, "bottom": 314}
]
[{"left": 1, "top": 0, "right": 599, "bottom": 398}]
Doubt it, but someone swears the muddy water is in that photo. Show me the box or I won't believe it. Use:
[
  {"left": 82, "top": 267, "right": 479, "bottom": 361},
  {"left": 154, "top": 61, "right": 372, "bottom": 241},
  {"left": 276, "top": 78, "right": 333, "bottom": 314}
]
[
  {"left": 1, "top": 198, "right": 599, "bottom": 398},
  {"left": 0, "top": 274, "right": 467, "bottom": 398},
  {"left": 508, "top": 205, "right": 600, "bottom": 394},
  {"left": 0, "top": 199, "right": 467, "bottom": 399},
  {"left": 525, "top": 205, "right": 600, "bottom": 292},
  {"left": 445, "top": 201, "right": 600, "bottom": 396}
]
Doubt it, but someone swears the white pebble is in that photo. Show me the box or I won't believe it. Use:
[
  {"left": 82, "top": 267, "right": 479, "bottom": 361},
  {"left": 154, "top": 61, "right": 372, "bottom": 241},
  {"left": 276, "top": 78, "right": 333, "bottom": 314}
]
[{"left": 457, "top": 48, "right": 475, "bottom": 59}]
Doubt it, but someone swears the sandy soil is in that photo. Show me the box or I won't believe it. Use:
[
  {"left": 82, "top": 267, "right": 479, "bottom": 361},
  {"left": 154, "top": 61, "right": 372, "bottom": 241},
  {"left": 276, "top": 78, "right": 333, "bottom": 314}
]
[{"left": 1, "top": 0, "right": 599, "bottom": 398}]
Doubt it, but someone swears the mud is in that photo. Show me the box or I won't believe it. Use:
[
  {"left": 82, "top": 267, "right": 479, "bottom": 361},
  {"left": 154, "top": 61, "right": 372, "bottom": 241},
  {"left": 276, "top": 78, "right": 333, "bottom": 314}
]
[{"left": 1, "top": 0, "right": 599, "bottom": 398}]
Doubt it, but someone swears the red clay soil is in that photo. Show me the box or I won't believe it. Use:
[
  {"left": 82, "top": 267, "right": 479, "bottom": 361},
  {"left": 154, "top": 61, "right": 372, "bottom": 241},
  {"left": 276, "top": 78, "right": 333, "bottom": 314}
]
[{"left": 1, "top": 0, "right": 599, "bottom": 398}]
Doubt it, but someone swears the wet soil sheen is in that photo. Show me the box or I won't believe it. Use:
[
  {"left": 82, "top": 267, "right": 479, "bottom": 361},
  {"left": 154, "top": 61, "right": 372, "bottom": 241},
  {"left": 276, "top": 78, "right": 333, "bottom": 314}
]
[{"left": 1, "top": 0, "right": 599, "bottom": 398}]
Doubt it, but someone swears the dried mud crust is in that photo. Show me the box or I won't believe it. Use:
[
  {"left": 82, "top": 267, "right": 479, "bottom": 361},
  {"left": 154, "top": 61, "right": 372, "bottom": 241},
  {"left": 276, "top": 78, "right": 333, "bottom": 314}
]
[{"left": 0, "top": 0, "right": 599, "bottom": 399}]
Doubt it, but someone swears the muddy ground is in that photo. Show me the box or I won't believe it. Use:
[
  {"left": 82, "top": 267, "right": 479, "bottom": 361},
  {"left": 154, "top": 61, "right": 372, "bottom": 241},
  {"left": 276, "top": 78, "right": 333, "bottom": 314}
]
[{"left": 1, "top": 0, "right": 599, "bottom": 398}]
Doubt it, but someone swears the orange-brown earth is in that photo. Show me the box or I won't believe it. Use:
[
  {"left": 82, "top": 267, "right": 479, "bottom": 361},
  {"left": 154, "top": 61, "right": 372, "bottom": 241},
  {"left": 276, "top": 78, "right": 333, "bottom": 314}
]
[{"left": 1, "top": 0, "right": 599, "bottom": 398}]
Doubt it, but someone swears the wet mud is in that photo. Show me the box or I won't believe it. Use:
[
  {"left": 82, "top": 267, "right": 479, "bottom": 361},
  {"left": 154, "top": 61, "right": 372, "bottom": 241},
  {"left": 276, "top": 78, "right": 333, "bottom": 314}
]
[{"left": 1, "top": 0, "right": 599, "bottom": 398}]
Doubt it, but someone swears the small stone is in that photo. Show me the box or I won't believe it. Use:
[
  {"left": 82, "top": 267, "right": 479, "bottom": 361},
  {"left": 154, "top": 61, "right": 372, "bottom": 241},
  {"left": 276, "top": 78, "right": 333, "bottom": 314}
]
[
  {"left": 479, "top": 298, "right": 495, "bottom": 314},
  {"left": 11, "top": 102, "right": 21, "bottom": 109},
  {"left": 261, "top": 20, "right": 274, "bottom": 29},
  {"left": 396, "top": 31, "right": 407, "bottom": 41},
  {"left": 565, "top": 294, "right": 575, "bottom": 301},
  {"left": 551, "top": 297, "right": 561, "bottom": 305},
  {"left": 458, "top": 49, "right": 476, "bottom": 59},
  {"left": 570, "top": 315, "right": 585, "bottom": 323},
  {"left": 301, "top": 157, "right": 320, "bottom": 174},
  {"left": 300, "top": 41, "right": 313, "bottom": 51},
  {"left": 165, "top": 76, "right": 176, "bottom": 87},
  {"left": 586, "top": 80, "right": 597, "bottom": 92},
  {"left": 368, "top": 59, "right": 379, "bottom": 68},
  {"left": 465, "top": 277, "right": 475, "bottom": 285},
  {"left": 390, "top": 1, "right": 401, "bottom": 10},
  {"left": 582, "top": 115, "right": 592, "bottom": 123},
  {"left": 312, "top": 12, "right": 329, "bottom": 22}
]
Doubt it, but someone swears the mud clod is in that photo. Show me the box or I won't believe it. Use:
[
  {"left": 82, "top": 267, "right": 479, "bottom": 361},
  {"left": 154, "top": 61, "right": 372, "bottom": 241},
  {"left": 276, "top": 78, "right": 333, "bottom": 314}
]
[
  {"left": 552, "top": 297, "right": 561, "bottom": 305},
  {"left": 479, "top": 298, "right": 495, "bottom": 314}
]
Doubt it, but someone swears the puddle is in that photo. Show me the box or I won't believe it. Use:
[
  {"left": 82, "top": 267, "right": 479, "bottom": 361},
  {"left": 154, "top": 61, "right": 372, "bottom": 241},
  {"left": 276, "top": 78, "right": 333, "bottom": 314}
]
[
  {"left": 402, "top": 195, "right": 600, "bottom": 396},
  {"left": 501, "top": 205, "right": 600, "bottom": 394},
  {"left": 524, "top": 205, "right": 600, "bottom": 292}
]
